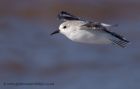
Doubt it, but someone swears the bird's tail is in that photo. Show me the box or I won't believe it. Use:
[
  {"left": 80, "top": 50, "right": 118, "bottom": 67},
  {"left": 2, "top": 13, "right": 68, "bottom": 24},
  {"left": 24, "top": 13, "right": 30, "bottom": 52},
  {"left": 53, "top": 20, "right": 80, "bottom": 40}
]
[{"left": 110, "top": 38, "right": 129, "bottom": 48}]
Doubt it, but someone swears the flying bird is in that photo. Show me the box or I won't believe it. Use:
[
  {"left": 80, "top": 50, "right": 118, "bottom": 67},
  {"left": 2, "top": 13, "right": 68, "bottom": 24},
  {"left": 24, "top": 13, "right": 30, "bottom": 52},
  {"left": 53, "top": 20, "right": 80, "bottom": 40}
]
[{"left": 51, "top": 11, "right": 129, "bottom": 47}]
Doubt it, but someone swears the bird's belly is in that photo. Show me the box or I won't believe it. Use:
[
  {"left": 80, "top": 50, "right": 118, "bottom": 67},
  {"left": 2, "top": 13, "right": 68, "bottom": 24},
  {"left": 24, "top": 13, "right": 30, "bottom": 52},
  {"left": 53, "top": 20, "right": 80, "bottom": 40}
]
[{"left": 69, "top": 31, "right": 111, "bottom": 44}]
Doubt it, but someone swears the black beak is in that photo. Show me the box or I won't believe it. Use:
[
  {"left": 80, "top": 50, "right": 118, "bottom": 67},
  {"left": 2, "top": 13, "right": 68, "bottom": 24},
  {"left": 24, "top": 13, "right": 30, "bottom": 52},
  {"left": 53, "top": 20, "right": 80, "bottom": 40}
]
[{"left": 50, "top": 30, "right": 60, "bottom": 35}]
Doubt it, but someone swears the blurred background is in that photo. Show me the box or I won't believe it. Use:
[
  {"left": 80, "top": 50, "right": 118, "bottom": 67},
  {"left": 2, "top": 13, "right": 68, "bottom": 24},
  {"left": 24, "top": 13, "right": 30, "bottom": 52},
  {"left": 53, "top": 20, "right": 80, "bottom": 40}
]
[{"left": 0, "top": 0, "right": 140, "bottom": 89}]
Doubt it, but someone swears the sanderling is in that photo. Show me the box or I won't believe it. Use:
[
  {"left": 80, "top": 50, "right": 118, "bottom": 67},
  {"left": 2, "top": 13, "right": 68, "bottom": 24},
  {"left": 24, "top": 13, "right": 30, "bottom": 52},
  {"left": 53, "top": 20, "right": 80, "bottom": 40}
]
[{"left": 51, "top": 11, "right": 129, "bottom": 47}]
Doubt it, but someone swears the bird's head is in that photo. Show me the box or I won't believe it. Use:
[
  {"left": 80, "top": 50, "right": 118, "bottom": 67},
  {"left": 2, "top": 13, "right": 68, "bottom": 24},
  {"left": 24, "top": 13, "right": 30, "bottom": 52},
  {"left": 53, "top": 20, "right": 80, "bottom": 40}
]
[{"left": 51, "top": 21, "right": 76, "bottom": 36}]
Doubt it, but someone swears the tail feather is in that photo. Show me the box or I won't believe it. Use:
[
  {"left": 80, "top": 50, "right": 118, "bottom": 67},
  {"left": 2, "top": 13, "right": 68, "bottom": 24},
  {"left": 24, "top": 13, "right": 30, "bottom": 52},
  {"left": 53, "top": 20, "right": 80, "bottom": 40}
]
[{"left": 111, "top": 39, "right": 129, "bottom": 48}]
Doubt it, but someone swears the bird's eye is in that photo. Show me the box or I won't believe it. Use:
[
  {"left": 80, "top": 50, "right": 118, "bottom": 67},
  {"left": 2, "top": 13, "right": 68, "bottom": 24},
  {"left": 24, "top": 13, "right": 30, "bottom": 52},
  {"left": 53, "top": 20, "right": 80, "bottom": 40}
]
[{"left": 63, "top": 26, "right": 67, "bottom": 29}]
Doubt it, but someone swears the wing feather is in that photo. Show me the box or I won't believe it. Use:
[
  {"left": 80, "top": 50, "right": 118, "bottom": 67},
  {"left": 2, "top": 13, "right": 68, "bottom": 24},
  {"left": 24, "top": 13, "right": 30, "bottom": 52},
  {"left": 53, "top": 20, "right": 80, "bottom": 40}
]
[
  {"left": 58, "top": 11, "right": 80, "bottom": 21},
  {"left": 81, "top": 22, "right": 129, "bottom": 47}
]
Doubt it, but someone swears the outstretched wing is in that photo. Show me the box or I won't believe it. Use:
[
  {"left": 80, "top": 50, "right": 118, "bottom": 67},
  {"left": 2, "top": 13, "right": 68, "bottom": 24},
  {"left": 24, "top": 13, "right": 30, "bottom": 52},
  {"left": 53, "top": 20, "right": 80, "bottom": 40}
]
[
  {"left": 58, "top": 11, "right": 80, "bottom": 21},
  {"left": 82, "top": 22, "right": 129, "bottom": 47}
]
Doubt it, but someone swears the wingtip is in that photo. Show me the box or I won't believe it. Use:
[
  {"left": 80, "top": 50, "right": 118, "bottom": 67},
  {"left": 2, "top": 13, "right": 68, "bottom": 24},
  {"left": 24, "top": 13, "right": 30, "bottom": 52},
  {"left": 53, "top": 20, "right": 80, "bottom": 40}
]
[
  {"left": 57, "top": 11, "right": 80, "bottom": 21},
  {"left": 60, "top": 11, "right": 69, "bottom": 14}
]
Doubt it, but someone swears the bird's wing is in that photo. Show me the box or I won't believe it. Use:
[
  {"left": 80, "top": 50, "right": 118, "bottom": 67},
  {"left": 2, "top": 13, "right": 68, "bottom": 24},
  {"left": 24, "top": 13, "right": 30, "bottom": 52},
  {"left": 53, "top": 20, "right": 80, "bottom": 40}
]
[
  {"left": 81, "top": 22, "right": 105, "bottom": 31},
  {"left": 82, "top": 22, "right": 118, "bottom": 29},
  {"left": 57, "top": 11, "right": 80, "bottom": 21},
  {"left": 81, "top": 22, "right": 129, "bottom": 47}
]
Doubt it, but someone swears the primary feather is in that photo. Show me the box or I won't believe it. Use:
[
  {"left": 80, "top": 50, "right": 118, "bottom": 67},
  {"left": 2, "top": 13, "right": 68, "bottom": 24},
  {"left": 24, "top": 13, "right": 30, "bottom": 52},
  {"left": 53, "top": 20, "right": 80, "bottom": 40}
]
[{"left": 58, "top": 11, "right": 80, "bottom": 21}]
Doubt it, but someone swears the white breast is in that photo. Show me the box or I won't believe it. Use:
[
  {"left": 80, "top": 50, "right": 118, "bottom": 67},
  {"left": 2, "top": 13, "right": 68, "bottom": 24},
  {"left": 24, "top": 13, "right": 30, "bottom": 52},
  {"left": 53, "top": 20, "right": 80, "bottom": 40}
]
[{"left": 67, "top": 29, "right": 111, "bottom": 44}]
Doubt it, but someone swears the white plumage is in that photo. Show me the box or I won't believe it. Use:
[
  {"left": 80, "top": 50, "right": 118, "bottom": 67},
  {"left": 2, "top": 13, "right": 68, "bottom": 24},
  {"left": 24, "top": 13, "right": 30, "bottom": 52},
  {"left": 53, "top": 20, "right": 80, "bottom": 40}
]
[
  {"left": 51, "top": 11, "right": 129, "bottom": 47},
  {"left": 59, "top": 21, "right": 111, "bottom": 44}
]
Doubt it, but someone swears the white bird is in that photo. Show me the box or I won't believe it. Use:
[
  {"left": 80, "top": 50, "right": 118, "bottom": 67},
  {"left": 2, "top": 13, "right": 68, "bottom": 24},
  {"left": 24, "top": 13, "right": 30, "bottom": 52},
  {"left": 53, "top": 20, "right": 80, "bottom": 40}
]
[{"left": 51, "top": 11, "right": 129, "bottom": 47}]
